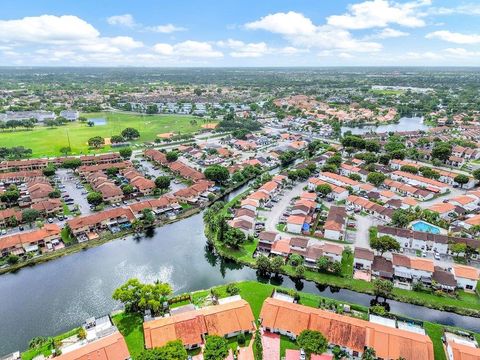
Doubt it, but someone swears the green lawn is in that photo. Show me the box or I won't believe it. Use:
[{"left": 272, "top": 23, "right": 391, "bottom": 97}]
[
  {"left": 280, "top": 335, "right": 300, "bottom": 357},
  {"left": 111, "top": 312, "right": 145, "bottom": 358},
  {"left": 424, "top": 322, "right": 447, "bottom": 360},
  {"left": 340, "top": 250, "right": 354, "bottom": 277},
  {"left": 0, "top": 112, "right": 212, "bottom": 157}
]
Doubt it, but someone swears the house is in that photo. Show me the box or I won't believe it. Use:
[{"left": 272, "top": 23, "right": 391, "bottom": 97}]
[
  {"left": 271, "top": 239, "right": 291, "bottom": 257},
  {"left": 392, "top": 254, "right": 434, "bottom": 283},
  {"left": 304, "top": 245, "right": 324, "bottom": 268},
  {"left": 31, "top": 198, "right": 63, "bottom": 215},
  {"left": 377, "top": 225, "right": 477, "bottom": 255},
  {"left": 289, "top": 237, "right": 309, "bottom": 255},
  {"left": 258, "top": 181, "right": 279, "bottom": 198},
  {"left": 56, "top": 331, "right": 130, "bottom": 360},
  {"left": 322, "top": 243, "right": 343, "bottom": 262},
  {"left": 258, "top": 231, "right": 280, "bottom": 252},
  {"left": 67, "top": 207, "right": 135, "bottom": 236},
  {"left": 317, "top": 172, "right": 360, "bottom": 191},
  {"left": 0, "top": 208, "right": 22, "bottom": 228},
  {"left": 323, "top": 206, "right": 346, "bottom": 241},
  {"left": 371, "top": 255, "right": 393, "bottom": 279},
  {"left": 427, "top": 203, "right": 457, "bottom": 220},
  {"left": 390, "top": 171, "right": 449, "bottom": 194},
  {"left": 0, "top": 224, "right": 61, "bottom": 257},
  {"left": 259, "top": 297, "right": 434, "bottom": 360},
  {"left": 59, "top": 110, "right": 80, "bottom": 121},
  {"left": 452, "top": 265, "right": 479, "bottom": 291},
  {"left": 229, "top": 218, "right": 254, "bottom": 237},
  {"left": 432, "top": 267, "right": 457, "bottom": 291},
  {"left": 143, "top": 299, "right": 255, "bottom": 349},
  {"left": 354, "top": 247, "right": 374, "bottom": 270},
  {"left": 286, "top": 215, "right": 305, "bottom": 234},
  {"left": 240, "top": 198, "right": 258, "bottom": 213},
  {"left": 448, "top": 195, "right": 478, "bottom": 211},
  {"left": 128, "top": 196, "right": 178, "bottom": 217},
  {"left": 307, "top": 178, "right": 349, "bottom": 202},
  {"left": 445, "top": 339, "right": 480, "bottom": 360}
]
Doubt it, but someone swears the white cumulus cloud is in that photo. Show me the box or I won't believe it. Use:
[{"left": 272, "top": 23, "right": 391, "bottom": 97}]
[
  {"left": 0, "top": 15, "right": 99, "bottom": 43},
  {"left": 146, "top": 24, "right": 187, "bottom": 33},
  {"left": 327, "top": 0, "right": 430, "bottom": 30},
  {"left": 426, "top": 30, "right": 480, "bottom": 44},
  {"left": 153, "top": 41, "right": 223, "bottom": 58},
  {"left": 107, "top": 14, "right": 135, "bottom": 27},
  {"left": 245, "top": 11, "right": 316, "bottom": 35}
]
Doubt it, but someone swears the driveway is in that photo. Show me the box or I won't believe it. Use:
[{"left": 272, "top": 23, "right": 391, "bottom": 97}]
[
  {"left": 262, "top": 332, "right": 280, "bottom": 360},
  {"left": 354, "top": 214, "right": 380, "bottom": 249}
]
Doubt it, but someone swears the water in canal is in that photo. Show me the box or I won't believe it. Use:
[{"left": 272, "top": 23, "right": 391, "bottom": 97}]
[
  {"left": 341, "top": 116, "right": 428, "bottom": 135},
  {"left": 0, "top": 193, "right": 478, "bottom": 353}
]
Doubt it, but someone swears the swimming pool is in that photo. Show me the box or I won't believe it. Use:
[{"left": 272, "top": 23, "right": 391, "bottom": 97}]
[
  {"left": 411, "top": 221, "right": 441, "bottom": 234},
  {"left": 89, "top": 118, "right": 106, "bottom": 126}
]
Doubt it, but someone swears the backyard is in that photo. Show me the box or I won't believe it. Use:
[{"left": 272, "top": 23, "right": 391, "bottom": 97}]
[{"left": 0, "top": 112, "right": 212, "bottom": 157}]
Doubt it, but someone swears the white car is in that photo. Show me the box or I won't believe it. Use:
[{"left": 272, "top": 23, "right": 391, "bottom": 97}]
[{"left": 434, "top": 253, "right": 441, "bottom": 260}]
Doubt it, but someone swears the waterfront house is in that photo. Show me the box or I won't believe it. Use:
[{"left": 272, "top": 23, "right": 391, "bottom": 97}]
[
  {"left": 354, "top": 247, "right": 374, "bottom": 270},
  {"left": 67, "top": 207, "right": 135, "bottom": 237},
  {"left": 452, "top": 265, "right": 479, "bottom": 291},
  {"left": 143, "top": 299, "right": 255, "bottom": 349},
  {"left": 259, "top": 297, "right": 434, "bottom": 360},
  {"left": 0, "top": 224, "right": 61, "bottom": 257}
]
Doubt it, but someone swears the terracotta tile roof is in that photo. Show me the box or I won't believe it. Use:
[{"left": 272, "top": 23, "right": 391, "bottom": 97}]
[
  {"left": 453, "top": 265, "right": 479, "bottom": 280},
  {"left": 432, "top": 267, "right": 457, "bottom": 288},
  {"left": 271, "top": 239, "right": 291, "bottom": 255},
  {"left": 55, "top": 331, "right": 130, "bottom": 360},
  {"left": 428, "top": 202, "right": 456, "bottom": 214},
  {"left": 392, "top": 254, "right": 411, "bottom": 268},
  {"left": 260, "top": 181, "right": 278, "bottom": 193},
  {"left": 322, "top": 243, "right": 343, "bottom": 255},
  {"left": 354, "top": 247, "right": 374, "bottom": 261},
  {"left": 410, "top": 258, "right": 434, "bottom": 272},
  {"left": 290, "top": 237, "right": 309, "bottom": 248},
  {"left": 324, "top": 206, "right": 346, "bottom": 232},
  {"left": 67, "top": 208, "right": 135, "bottom": 231},
  {"left": 0, "top": 224, "right": 61, "bottom": 251},
  {"left": 448, "top": 340, "right": 480, "bottom": 360},
  {"left": 144, "top": 299, "right": 254, "bottom": 348},
  {"left": 258, "top": 231, "right": 278, "bottom": 242},
  {"left": 392, "top": 170, "right": 448, "bottom": 188},
  {"left": 260, "top": 298, "right": 434, "bottom": 360},
  {"left": 287, "top": 215, "right": 305, "bottom": 225}
]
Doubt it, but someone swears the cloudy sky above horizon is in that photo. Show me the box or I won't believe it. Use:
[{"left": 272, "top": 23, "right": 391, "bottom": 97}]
[{"left": 0, "top": 0, "right": 479, "bottom": 67}]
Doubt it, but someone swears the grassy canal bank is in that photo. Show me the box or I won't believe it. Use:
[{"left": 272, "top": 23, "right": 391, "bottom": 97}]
[{"left": 205, "top": 197, "right": 480, "bottom": 318}]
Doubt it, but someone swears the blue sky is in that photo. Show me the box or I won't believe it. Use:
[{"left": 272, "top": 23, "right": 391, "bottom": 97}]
[{"left": 0, "top": 0, "right": 479, "bottom": 66}]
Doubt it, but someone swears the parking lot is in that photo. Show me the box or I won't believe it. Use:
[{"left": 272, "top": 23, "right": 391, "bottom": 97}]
[
  {"left": 56, "top": 168, "right": 91, "bottom": 215},
  {"left": 136, "top": 158, "right": 186, "bottom": 194}
]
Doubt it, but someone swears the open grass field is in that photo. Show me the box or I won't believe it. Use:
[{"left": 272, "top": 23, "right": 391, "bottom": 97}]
[{"left": 0, "top": 112, "right": 212, "bottom": 157}]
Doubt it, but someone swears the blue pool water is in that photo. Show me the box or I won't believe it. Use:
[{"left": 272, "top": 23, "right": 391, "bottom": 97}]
[
  {"left": 89, "top": 118, "right": 106, "bottom": 125},
  {"left": 411, "top": 221, "right": 440, "bottom": 234}
]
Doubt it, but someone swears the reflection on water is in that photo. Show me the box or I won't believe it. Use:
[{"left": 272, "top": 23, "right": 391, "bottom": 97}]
[{"left": 341, "top": 116, "right": 428, "bottom": 135}]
